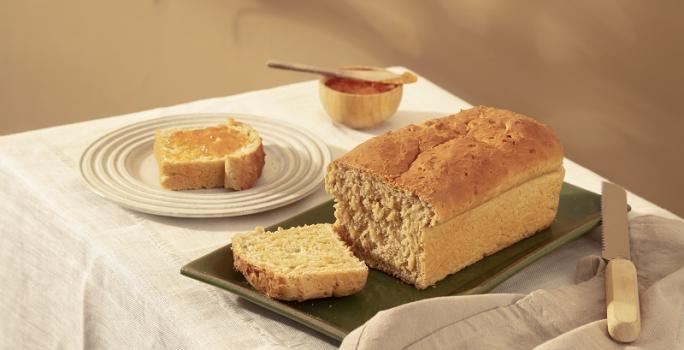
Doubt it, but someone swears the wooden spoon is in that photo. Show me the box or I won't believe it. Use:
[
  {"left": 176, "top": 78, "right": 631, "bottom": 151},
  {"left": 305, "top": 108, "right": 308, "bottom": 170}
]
[{"left": 267, "top": 60, "right": 417, "bottom": 85}]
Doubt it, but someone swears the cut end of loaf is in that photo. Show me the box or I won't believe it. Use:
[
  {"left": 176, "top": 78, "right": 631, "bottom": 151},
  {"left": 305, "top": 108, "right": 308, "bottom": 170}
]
[
  {"left": 326, "top": 163, "right": 435, "bottom": 285},
  {"left": 231, "top": 224, "right": 368, "bottom": 301}
]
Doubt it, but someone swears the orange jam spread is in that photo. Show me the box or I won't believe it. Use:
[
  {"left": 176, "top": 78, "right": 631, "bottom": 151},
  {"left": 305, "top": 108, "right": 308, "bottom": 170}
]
[
  {"left": 325, "top": 77, "right": 397, "bottom": 94},
  {"left": 167, "top": 125, "right": 248, "bottom": 159}
]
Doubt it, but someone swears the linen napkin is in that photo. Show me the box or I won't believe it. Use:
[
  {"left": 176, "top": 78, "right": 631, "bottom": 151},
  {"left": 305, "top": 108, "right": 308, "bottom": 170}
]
[{"left": 340, "top": 215, "right": 684, "bottom": 349}]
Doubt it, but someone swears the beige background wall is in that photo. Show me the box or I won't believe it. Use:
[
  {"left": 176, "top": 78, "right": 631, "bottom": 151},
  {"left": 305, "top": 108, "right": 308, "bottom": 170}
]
[{"left": 2, "top": 1, "right": 682, "bottom": 216}]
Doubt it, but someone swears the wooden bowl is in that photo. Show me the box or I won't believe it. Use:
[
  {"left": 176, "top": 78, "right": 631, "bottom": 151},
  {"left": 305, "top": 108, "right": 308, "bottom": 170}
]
[{"left": 319, "top": 75, "right": 402, "bottom": 129}]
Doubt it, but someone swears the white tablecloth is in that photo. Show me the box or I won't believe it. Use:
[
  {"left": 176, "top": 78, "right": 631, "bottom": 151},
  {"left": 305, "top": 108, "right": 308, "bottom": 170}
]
[{"left": 1, "top": 70, "right": 679, "bottom": 349}]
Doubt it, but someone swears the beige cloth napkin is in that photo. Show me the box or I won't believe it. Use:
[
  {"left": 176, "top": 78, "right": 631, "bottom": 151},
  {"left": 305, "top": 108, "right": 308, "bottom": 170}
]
[{"left": 340, "top": 215, "right": 684, "bottom": 349}]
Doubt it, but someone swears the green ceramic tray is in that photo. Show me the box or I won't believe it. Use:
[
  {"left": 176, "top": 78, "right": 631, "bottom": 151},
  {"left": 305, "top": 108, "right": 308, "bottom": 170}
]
[{"left": 181, "top": 182, "right": 601, "bottom": 341}]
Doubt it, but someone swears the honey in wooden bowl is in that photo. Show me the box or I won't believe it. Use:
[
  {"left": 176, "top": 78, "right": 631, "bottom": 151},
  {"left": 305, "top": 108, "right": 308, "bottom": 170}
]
[{"left": 319, "top": 72, "right": 403, "bottom": 129}]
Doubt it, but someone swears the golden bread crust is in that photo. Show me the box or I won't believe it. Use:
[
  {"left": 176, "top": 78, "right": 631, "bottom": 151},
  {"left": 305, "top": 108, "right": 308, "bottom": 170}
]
[
  {"left": 225, "top": 143, "right": 265, "bottom": 190},
  {"left": 417, "top": 168, "right": 564, "bottom": 288}
]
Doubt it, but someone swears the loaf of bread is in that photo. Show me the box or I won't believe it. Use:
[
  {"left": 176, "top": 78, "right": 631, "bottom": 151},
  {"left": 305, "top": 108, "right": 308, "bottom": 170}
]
[
  {"left": 325, "top": 106, "right": 564, "bottom": 289},
  {"left": 153, "top": 118, "right": 265, "bottom": 191},
  {"left": 231, "top": 224, "right": 368, "bottom": 301}
]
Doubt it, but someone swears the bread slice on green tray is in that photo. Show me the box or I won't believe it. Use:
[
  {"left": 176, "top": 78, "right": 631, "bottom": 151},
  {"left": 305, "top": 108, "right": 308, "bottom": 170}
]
[{"left": 231, "top": 224, "right": 368, "bottom": 301}]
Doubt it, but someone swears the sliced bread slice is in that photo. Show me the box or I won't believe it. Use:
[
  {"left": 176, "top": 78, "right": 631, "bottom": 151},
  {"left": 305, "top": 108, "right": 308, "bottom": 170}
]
[
  {"left": 153, "top": 118, "right": 265, "bottom": 190},
  {"left": 231, "top": 224, "right": 368, "bottom": 301}
]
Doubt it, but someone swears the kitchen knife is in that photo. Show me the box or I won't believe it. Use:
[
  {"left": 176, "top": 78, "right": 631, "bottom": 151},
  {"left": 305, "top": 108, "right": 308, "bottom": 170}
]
[{"left": 602, "top": 181, "right": 640, "bottom": 342}]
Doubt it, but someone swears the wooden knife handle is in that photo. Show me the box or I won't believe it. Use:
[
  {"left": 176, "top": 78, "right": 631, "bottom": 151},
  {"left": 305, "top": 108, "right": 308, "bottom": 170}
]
[{"left": 605, "top": 258, "right": 641, "bottom": 342}]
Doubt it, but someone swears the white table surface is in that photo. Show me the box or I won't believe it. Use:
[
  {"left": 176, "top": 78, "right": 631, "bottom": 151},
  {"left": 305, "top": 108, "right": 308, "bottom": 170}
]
[{"left": 1, "top": 70, "right": 679, "bottom": 349}]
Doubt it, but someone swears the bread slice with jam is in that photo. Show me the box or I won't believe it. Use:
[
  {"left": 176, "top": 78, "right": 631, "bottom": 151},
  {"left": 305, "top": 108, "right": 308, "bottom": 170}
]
[{"left": 153, "top": 118, "right": 265, "bottom": 191}]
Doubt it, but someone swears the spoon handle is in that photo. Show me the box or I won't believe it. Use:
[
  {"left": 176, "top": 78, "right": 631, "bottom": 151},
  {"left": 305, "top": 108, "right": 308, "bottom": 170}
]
[{"left": 267, "top": 60, "right": 340, "bottom": 77}]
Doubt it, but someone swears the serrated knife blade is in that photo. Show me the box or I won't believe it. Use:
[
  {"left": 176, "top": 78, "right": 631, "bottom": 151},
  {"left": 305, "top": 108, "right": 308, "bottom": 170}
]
[
  {"left": 601, "top": 181, "right": 640, "bottom": 343},
  {"left": 601, "top": 181, "right": 631, "bottom": 260}
]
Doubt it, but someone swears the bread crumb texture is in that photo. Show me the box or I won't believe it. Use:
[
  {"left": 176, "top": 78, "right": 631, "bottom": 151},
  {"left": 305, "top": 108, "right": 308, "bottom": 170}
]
[{"left": 231, "top": 224, "right": 368, "bottom": 301}]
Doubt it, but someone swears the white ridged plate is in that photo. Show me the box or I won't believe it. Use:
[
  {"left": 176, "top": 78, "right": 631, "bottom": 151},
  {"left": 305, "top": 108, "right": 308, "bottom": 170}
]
[{"left": 79, "top": 113, "right": 331, "bottom": 218}]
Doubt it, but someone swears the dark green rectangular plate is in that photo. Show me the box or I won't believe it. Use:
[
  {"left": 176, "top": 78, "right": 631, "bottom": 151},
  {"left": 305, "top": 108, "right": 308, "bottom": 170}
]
[{"left": 181, "top": 182, "right": 601, "bottom": 342}]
